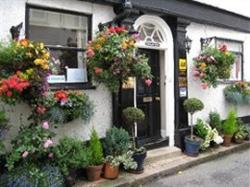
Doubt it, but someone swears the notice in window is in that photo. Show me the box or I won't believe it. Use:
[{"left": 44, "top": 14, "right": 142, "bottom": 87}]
[{"left": 66, "top": 68, "right": 87, "bottom": 83}]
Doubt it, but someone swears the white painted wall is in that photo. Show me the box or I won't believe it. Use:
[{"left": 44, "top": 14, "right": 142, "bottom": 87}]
[
  {"left": 186, "top": 22, "right": 250, "bottom": 122},
  {"left": 0, "top": 0, "right": 115, "bottom": 143}
]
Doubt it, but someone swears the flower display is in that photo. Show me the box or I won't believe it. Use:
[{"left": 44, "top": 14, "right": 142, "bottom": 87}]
[
  {"left": 86, "top": 26, "right": 152, "bottom": 92},
  {"left": 0, "top": 39, "right": 50, "bottom": 104},
  {"left": 31, "top": 90, "right": 94, "bottom": 125},
  {"left": 224, "top": 81, "right": 250, "bottom": 104},
  {"left": 193, "top": 44, "right": 235, "bottom": 88}
]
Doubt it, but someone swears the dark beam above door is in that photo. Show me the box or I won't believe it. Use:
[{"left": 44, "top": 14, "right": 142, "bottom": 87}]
[{"left": 83, "top": 0, "right": 250, "bottom": 33}]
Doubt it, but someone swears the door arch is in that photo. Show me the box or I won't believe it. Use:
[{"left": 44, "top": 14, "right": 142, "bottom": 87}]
[{"left": 134, "top": 15, "right": 175, "bottom": 146}]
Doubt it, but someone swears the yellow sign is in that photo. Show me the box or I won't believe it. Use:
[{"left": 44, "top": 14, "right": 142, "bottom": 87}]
[{"left": 179, "top": 59, "right": 187, "bottom": 71}]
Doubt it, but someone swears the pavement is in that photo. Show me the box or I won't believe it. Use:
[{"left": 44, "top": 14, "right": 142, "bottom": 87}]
[{"left": 144, "top": 149, "right": 250, "bottom": 187}]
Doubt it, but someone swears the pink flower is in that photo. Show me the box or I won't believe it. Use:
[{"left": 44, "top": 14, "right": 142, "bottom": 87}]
[
  {"left": 44, "top": 139, "right": 53, "bottom": 148},
  {"left": 201, "top": 82, "right": 209, "bottom": 89},
  {"left": 145, "top": 79, "right": 152, "bottom": 87},
  {"left": 193, "top": 70, "right": 200, "bottom": 76},
  {"left": 22, "top": 151, "right": 29, "bottom": 158},
  {"left": 200, "top": 72, "right": 206, "bottom": 78},
  {"left": 86, "top": 48, "right": 95, "bottom": 58},
  {"left": 48, "top": 153, "right": 54, "bottom": 158},
  {"left": 42, "top": 121, "right": 49, "bottom": 129}
]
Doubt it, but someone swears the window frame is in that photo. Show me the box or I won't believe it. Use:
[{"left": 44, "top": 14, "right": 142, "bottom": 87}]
[
  {"left": 25, "top": 4, "right": 94, "bottom": 90},
  {"left": 200, "top": 36, "right": 244, "bottom": 84}
]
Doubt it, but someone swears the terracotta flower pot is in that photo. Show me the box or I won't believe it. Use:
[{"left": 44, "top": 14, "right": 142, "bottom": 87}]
[
  {"left": 104, "top": 162, "right": 120, "bottom": 179},
  {"left": 223, "top": 134, "right": 232, "bottom": 146},
  {"left": 86, "top": 164, "right": 103, "bottom": 181}
]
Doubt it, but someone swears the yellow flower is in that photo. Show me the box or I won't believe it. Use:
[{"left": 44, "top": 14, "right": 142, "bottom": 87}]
[
  {"left": 28, "top": 43, "right": 34, "bottom": 48},
  {"left": 95, "top": 44, "right": 102, "bottom": 49},
  {"left": 40, "top": 43, "right": 45, "bottom": 49},
  {"left": 43, "top": 52, "right": 50, "bottom": 60},
  {"left": 121, "top": 40, "right": 128, "bottom": 49},
  {"left": 225, "top": 51, "right": 231, "bottom": 56},
  {"left": 42, "top": 64, "right": 49, "bottom": 70},
  {"left": 26, "top": 52, "right": 33, "bottom": 58},
  {"left": 26, "top": 68, "right": 34, "bottom": 75},
  {"left": 34, "top": 59, "right": 44, "bottom": 65}
]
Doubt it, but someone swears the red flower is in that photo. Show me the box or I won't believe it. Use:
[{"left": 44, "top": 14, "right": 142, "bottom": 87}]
[
  {"left": 115, "top": 26, "right": 126, "bottom": 33},
  {"left": 54, "top": 90, "right": 68, "bottom": 102},
  {"left": 94, "top": 67, "right": 103, "bottom": 75},
  {"left": 6, "top": 91, "right": 12, "bottom": 97},
  {"left": 145, "top": 79, "right": 152, "bottom": 87},
  {"left": 108, "top": 26, "right": 116, "bottom": 33},
  {"left": 86, "top": 48, "right": 95, "bottom": 58},
  {"left": 36, "top": 105, "right": 46, "bottom": 114},
  {"left": 219, "top": 44, "right": 227, "bottom": 52},
  {"left": 19, "top": 39, "right": 29, "bottom": 47}
]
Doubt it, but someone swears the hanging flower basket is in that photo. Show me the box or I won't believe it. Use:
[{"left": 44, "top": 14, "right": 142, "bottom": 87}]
[
  {"left": 192, "top": 44, "right": 235, "bottom": 89},
  {"left": 224, "top": 81, "right": 250, "bottom": 105},
  {"left": 86, "top": 26, "right": 152, "bottom": 92}
]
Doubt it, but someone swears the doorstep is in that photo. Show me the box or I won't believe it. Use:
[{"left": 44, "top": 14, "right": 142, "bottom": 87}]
[{"left": 74, "top": 141, "right": 250, "bottom": 187}]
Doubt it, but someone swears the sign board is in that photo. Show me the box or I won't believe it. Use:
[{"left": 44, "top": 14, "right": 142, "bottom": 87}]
[
  {"left": 179, "top": 58, "right": 187, "bottom": 71},
  {"left": 179, "top": 87, "right": 187, "bottom": 97},
  {"left": 145, "top": 41, "right": 160, "bottom": 48},
  {"left": 67, "top": 68, "right": 87, "bottom": 83},
  {"left": 47, "top": 75, "right": 65, "bottom": 83}
]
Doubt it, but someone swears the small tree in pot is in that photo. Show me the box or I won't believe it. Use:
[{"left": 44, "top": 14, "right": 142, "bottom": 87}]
[
  {"left": 183, "top": 98, "right": 204, "bottom": 156},
  {"left": 222, "top": 110, "right": 237, "bottom": 146},
  {"left": 86, "top": 128, "right": 104, "bottom": 181},
  {"left": 122, "top": 107, "right": 146, "bottom": 174}
]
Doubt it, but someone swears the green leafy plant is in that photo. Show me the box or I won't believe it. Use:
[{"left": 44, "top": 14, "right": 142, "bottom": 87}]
[
  {"left": 224, "top": 81, "right": 250, "bottom": 105},
  {"left": 6, "top": 123, "right": 55, "bottom": 171},
  {"left": 192, "top": 45, "right": 235, "bottom": 88},
  {"left": 86, "top": 26, "right": 152, "bottom": 92},
  {"left": 194, "top": 119, "right": 208, "bottom": 139},
  {"left": 0, "top": 110, "right": 10, "bottom": 139},
  {"left": 222, "top": 110, "right": 237, "bottom": 135},
  {"left": 234, "top": 120, "right": 248, "bottom": 141},
  {"left": 103, "top": 127, "right": 131, "bottom": 157},
  {"left": 87, "top": 128, "right": 104, "bottom": 166},
  {"left": 183, "top": 98, "right": 204, "bottom": 140},
  {"left": 209, "top": 111, "right": 222, "bottom": 133},
  {"left": 53, "top": 137, "right": 88, "bottom": 176},
  {"left": 31, "top": 90, "right": 94, "bottom": 125}
]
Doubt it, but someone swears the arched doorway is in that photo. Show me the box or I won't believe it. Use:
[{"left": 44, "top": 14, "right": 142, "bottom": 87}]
[{"left": 133, "top": 15, "right": 175, "bottom": 147}]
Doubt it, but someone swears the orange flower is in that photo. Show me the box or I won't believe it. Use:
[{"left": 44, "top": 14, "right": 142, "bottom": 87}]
[
  {"left": 19, "top": 39, "right": 29, "bottom": 47},
  {"left": 94, "top": 67, "right": 103, "bottom": 75},
  {"left": 200, "top": 63, "right": 206, "bottom": 69}
]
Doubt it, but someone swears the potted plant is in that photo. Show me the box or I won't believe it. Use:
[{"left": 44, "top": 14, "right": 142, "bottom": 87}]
[
  {"left": 122, "top": 107, "right": 146, "bottom": 174},
  {"left": 222, "top": 110, "right": 237, "bottom": 146},
  {"left": 102, "top": 127, "right": 131, "bottom": 179},
  {"left": 233, "top": 120, "right": 248, "bottom": 144},
  {"left": 183, "top": 98, "right": 204, "bottom": 156},
  {"left": 86, "top": 128, "right": 104, "bottom": 181}
]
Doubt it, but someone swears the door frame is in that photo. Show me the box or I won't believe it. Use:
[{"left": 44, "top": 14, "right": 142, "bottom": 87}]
[{"left": 134, "top": 15, "right": 175, "bottom": 146}]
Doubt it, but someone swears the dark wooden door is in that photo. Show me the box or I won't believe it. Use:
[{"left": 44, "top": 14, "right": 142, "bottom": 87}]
[{"left": 120, "top": 49, "right": 161, "bottom": 145}]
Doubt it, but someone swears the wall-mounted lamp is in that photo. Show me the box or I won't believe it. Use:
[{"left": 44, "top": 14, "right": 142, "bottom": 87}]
[
  {"left": 184, "top": 36, "right": 192, "bottom": 53},
  {"left": 200, "top": 37, "right": 213, "bottom": 50}
]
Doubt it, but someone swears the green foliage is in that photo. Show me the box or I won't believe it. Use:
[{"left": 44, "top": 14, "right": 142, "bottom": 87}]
[
  {"left": 193, "top": 45, "right": 235, "bottom": 88},
  {"left": 0, "top": 109, "right": 9, "bottom": 129},
  {"left": 194, "top": 119, "right": 208, "bottom": 139},
  {"left": 183, "top": 98, "right": 204, "bottom": 114},
  {"left": 87, "top": 128, "right": 104, "bottom": 166},
  {"left": 53, "top": 137, "right": 88, "bottom": 176},
  {"left": 234, "top": 120, "right": 248, "bottom": 140},
  {"left": 103, "top": 127, "right": 131, "bottom": 157},
  {"left": 122, "top": 107, "right": 145, "bottom": 124},
  {"left": 209, "top": 111, "right": 222, "bottom": 132},
  {"left": 6, "top": 124, "right": 55, "bottom": 171},
  {"left": 86, "top": 26, "right": 152, "bottom": 92},
  {"left": 222, "top": 110, "right": 237, "bottom": 135}
]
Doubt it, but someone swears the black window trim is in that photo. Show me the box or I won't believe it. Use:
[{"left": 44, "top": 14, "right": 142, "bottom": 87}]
[{"left": 25, "top": 4, "right": 95, "bottom": 90}]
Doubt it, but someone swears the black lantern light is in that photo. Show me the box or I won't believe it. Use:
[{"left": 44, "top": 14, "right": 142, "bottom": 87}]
[{"left": 184, "top": 36, "right": 192, "bottom": 53}]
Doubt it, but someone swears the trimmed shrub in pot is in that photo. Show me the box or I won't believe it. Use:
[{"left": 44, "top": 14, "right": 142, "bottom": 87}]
[
  {"left": 183, "top": 98, "right": 204, "bottom": 156},
  {"left": 122, "top": 107, "right": 146, "bottom": 174},
  {"left": 102, "top": 127, "right": 131, "bottom": 179},
  {"left": 222, "top": 110, "right": 237, "bottom": 146},
  {"left": 86, "top": 128, "right": 104, "bottom": 181}
]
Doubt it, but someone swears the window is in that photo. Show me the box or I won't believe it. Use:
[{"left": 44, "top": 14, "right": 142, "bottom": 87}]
[
  {"left": 26, "top": 6, "right": 92, "bottom": 88},
  {"left": 201, "top": 37, "right": 244, "bottom": 82}
]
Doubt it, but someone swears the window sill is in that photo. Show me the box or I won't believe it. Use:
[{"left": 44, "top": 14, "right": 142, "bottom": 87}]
[
  {"left": 49, "top": 82, "right": 96, "bottom": 91},
  {"left": 218, "top": 79, "right": 243, "bottom": 85}
]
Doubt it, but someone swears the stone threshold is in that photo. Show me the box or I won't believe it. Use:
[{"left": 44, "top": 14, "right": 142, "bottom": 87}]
[{"left": 74, "top": 141, "right": 250, "bottom": 187}]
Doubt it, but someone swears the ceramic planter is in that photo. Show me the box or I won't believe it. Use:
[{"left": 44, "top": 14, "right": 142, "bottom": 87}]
[
  {"left": 184, "top": 136, "right": 202, "bottom": 157},
  {"left": 223, "top": 134, "right": 233, "bottom": 146},
  {"left": 130, "top": 150, "right": 147, "bottom": 174},
  {"left": 86, "top": 164, "right": 103, "bottom": 181},
  {"left": 104, "top": 162, "right": 119, "bottom": 179}
]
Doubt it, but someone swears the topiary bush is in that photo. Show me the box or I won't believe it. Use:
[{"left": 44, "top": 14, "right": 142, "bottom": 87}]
[
  {"left": 122, "top": 107, "right": 145, "bottom": 124},
  {"left": 183, "top": 98, "right": 204, "bottom": 114}
]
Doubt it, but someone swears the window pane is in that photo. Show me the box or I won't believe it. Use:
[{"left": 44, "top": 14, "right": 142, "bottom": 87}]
[
  {"left": 29, "top": 8, "right": 88, "bottom": 48},
  {"left": 229, "top": 54, "right": 242, "bottom": 81}
]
